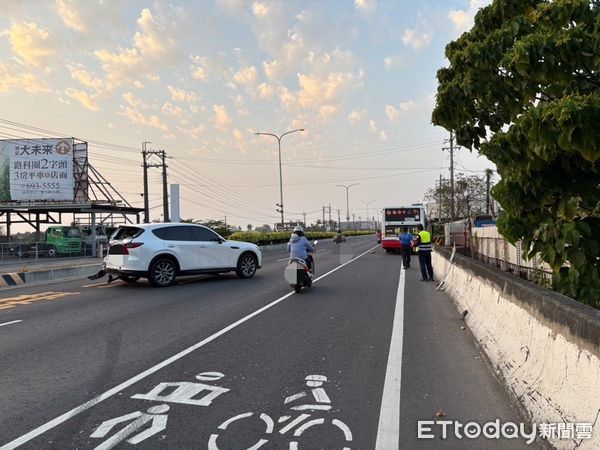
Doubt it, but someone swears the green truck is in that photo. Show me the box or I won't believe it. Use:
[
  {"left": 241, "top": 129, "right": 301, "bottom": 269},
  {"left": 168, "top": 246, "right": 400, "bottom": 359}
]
[
  {"left": 10, "top": 226, "right": 84, "bottom": 258},
  {"left": 44, "top": 226, "right": 85, "bottom": 256}
]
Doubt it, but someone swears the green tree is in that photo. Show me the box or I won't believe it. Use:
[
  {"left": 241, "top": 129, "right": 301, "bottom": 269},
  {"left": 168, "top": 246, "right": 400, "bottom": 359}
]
[
  {"left": 432, "top": 0, "right": 600, "bottom": 306},
  {"left": 425, "top": 173, "right": 491, "bottom": 221}
]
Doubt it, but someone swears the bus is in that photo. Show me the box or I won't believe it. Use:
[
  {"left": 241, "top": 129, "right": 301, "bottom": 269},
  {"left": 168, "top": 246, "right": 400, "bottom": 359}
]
[{"left": 381, "top": 205, "right": 427, "bottom": 253}]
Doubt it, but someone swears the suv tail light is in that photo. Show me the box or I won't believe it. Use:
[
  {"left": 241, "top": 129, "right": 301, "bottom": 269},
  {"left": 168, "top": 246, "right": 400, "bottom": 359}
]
[{"left": 108, "top": 242, "right": 144, "bottom": 255}]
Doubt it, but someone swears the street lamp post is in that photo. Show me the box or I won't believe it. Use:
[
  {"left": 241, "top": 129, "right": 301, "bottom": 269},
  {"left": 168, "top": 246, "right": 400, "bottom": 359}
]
[
  {"left": 361, "top": 200, "right": 375, "bottom": 229},
  {"left": 254, "top": 128, "right": 305, "bottom": 229},
  {"left": 337, "top": 183, "right": 359, "bottom": 230}
]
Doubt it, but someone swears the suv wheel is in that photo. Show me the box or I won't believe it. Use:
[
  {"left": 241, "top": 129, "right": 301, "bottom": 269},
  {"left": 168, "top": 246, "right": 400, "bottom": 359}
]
[
  {"left": 149, "top": 258, "right": 177, "bottom": 287},
  {"left": 236, "top": 253, "right": 257, "bottom": 279}
]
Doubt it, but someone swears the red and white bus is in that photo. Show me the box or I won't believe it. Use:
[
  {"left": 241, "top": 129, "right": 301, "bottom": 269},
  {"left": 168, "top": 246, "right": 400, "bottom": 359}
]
[{"left": 381, "top": 205, "right": 427, "bottom": 252}]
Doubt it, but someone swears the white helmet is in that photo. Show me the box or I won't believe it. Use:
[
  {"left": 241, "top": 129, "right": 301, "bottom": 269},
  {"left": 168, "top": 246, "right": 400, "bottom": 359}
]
[{"left": 293, "top": 225, "right": 303, "bottom": 232}]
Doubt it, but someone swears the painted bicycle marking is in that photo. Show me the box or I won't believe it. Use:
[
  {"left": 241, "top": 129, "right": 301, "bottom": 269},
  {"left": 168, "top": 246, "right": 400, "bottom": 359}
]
[
  {"left": 89, "top": 371, "right": 229, "bottom": 450},
  {"left": 208, "top": 374, "right": 353, "bottom": 450}
]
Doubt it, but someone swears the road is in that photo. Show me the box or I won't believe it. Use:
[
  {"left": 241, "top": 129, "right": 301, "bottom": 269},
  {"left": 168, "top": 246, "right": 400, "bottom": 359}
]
[{"left": 0, "top": 236, "right": 536, "bottom": 449}]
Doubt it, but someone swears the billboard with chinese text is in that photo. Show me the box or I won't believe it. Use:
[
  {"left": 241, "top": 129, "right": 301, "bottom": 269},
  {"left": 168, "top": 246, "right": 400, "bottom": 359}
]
[{"left": 0, "top": 138, "right": 75, "bottom": 202}]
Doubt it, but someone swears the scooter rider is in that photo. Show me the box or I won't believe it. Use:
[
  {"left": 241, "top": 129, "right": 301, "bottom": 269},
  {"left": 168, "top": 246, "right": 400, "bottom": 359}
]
[
  {"left": 287, "top": 226, "right": 315, "bottom": 271},
  {"left": 334, "top": 229, "right": 344, "bottom": 244}
]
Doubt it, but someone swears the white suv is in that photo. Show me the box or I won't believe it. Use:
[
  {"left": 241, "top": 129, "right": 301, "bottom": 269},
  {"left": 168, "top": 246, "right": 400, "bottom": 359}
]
[{"left": 104, "top": 223, "right": 261, "bottom": 287}]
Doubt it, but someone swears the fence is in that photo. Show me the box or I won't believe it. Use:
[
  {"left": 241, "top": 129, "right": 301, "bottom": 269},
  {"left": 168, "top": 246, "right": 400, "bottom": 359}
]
[
  {"left": 0, "top": 241, "right": 104, "bottom": 264},
  {"left": 444, "top": 222, "right": 553, "bottom": 286}
]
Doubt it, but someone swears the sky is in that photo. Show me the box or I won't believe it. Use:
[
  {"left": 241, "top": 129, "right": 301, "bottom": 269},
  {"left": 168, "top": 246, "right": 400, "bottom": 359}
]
[{"left": 0, "top": 0, "right": 495, "bottom": 229}]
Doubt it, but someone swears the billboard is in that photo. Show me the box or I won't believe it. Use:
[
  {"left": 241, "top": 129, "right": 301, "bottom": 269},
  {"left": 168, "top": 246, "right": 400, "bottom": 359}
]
[{"left": 0, "top": 138, "right": 75, "bottom": 202}]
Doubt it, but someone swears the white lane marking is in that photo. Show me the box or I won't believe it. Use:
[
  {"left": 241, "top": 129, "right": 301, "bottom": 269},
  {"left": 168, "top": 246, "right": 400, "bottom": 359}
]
[
  {"left": 0, "top": 243, "right": 378, "bottom": 450},
  {"left": 375, "top": 265, "right": 405, "bottom": 450},
  {"left": 276, "top": 257, "right": 289, "bottom": 262},
  {"left": 0, "top": 320, "right": 22, "bottom": 328}
]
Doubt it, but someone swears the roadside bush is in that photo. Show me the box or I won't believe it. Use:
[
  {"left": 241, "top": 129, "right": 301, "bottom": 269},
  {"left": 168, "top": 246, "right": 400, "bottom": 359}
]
[{"left": 228, "top": 230, "right": 375, "bottom": 245}]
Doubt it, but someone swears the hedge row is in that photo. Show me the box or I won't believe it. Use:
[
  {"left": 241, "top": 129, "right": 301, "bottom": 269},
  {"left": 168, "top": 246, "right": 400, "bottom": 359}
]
[{"left": 228, "top": 230, "right": 375, "bottom": 245}]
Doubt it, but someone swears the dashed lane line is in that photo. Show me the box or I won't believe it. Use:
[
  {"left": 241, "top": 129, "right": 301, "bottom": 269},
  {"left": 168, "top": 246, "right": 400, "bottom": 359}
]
[{"left": 0, "top": 319, "right": 23, "bottom": 328}]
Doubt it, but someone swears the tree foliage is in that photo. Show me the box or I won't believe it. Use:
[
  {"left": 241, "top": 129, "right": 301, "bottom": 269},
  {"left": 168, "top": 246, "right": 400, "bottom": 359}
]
[
  {"left": 432, "top": 0, "right": 600, "bottom": 306},
  {"left": 425, "top": 172, "right": 491, "bottom": 220}
]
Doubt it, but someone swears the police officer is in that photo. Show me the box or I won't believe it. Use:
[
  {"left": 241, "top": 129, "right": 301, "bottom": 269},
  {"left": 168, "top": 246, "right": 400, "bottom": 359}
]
[{"left": 414, "top": 224, "right": 434, "bottom": 281}]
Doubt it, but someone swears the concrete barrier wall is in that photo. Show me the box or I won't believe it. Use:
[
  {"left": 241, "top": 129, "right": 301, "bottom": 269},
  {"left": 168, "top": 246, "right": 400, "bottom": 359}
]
[
  {"left": 433, "top": 247, "right": 600, "bottom": 449},
  {"left": 23, "top": 263, "right": 103, "bottom": 284}
]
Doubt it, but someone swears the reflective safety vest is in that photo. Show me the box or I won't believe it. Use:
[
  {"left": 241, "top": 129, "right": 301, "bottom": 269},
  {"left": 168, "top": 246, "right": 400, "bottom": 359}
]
[{"left": 418, "top": 230, "right": 432, "bottom": 251}]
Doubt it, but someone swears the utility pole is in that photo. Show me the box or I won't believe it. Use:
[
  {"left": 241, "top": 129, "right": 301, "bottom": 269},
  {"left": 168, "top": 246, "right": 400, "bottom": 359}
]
[
  {"left": 303, "top": 211, "right": 307, "bottom": 227},
  {"left": 161, "top": 150, "right": 170, "bottom": 222},
  {"left": 442, "top": 132, "right": 456, "bottom": 221},
  {"left": 322, "top": 206, "right": 326, "bottom": 230},
  {"left": 142, "top": 141, "right": 150, "bottom": 223},
  {"left": 142, "top": 145, "right": 170, "bottom": 223},
  {"left": 438, "top": 174, "right": 443, "bottom": 222},
  {"left": 337, "top": 209, "right": 341, "bottom": 228},
  {"left": 328, "top": 204, "right": 332, "bottom": 228},
  {"left": 485, "top": 169, "right": 493, "bottom": 215}
]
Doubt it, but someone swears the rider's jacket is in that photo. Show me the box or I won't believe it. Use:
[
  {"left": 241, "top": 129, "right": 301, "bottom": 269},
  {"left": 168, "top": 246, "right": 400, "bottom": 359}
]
[{"left": 287, "top": 233, "right": 315, "bottom": 260}]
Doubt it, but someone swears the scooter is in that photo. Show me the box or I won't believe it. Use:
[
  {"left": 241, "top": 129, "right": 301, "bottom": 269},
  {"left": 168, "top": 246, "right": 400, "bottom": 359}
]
[
  {"left": 284, "top": 241, "right": 318, "bottom": 293},
  {"left": 333, "top": 233, "right": 345, "bottom": 244}
]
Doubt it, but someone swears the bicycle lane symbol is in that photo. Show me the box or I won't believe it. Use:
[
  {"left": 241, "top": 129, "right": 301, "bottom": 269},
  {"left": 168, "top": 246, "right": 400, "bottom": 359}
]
[
  {"left": 208, "top": 374, "right": 353, "bottom": 450},
  {"left": 88, "top": 371, "right": 229, "bottom": 450}
]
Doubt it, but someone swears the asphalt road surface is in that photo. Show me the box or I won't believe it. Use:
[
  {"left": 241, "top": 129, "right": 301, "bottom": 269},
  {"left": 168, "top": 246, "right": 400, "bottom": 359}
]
[{"left": 0, "top": 236, "right": 537, "bottom": 449}]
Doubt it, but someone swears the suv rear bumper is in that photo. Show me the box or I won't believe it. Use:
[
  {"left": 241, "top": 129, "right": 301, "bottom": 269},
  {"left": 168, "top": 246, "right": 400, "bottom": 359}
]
[{"left": 105, "top": 268, "right": 147, "bottom": 277}]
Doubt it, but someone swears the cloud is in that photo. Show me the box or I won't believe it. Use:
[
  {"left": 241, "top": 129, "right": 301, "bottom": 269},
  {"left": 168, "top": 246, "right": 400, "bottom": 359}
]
[
  {"left": 162, "top": 102, "right": 184, "bottom": 118},
  {"left": 233, "top": 128, "right": 247, "bottom": 152},
  {"left": 213, "top": 104, "right": 231, "bottom": 131},
  {"left": 0, "top": 62, "right": 50, "bottom": 93},
  {"left": 449, "top": 0, "right": 488, "bottom": 33},
  {"left": 178, "top": 124, "right": 204, "bottom": 140},
  {"left": 348, "top": 108, "right": 367, "bottom": 125},
  {"left": 231, "top": 94, "right": 249, "bottom": 116},
  {"left": 119, "top": 105, "right": 169, "bottom": 132},
  {"left": 318, "top": 105, "right": 339, "bottom": 122},
  {"left": 385, "top": 100, "right": 417, "bottom": 122},
  {"left": 68, "top": 64, "right": 107, "bottom": 92},
  {"left": 5, "top": 22, "right": 57, "bottom": 67},
  {"left": 55, "top": 0, "right": 126, "bottom": 35},
  {"left": 133, "top": 8, "right": 176, "bottom": 60},
  {"left": 167, "top": 86, "right": 198, "bottom": 103},
  {"left": 298, "top": 71, "right": 362, "bottom": 109},
  {"left": 56, "top": 0, "right": 87, "bottom": 32},
  {"left": 402, "top": 28, "right": 433, "bottom": 51},
  {"left": 355, "top": 0, "right": 377, "bottom": 15},
  {"left": 233, "top": 65, "right": 259, "bottom": 88},
  {"left": 215, "top": 0, "right": 249, "bottom": 16},
  {"left": 122, "top": 91, "right": 142, "bottom": 108},
  {"left": 368, "top": 119, "right": 388, "bottom": 140},
  {"left": 257, "top": 82, "right": 274, "bottom": 99},
  {"left": 383, "top": 54, "right": 408, "bottom": 70},
  {"left": 92, "top": 7, "right": 179, "bottom": 92},
  {"left": 64, "top": 88, "right": 100, "bottom": 111},
  {"left": 252, "top": 2, "right": 269, "bottom": 17}
]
